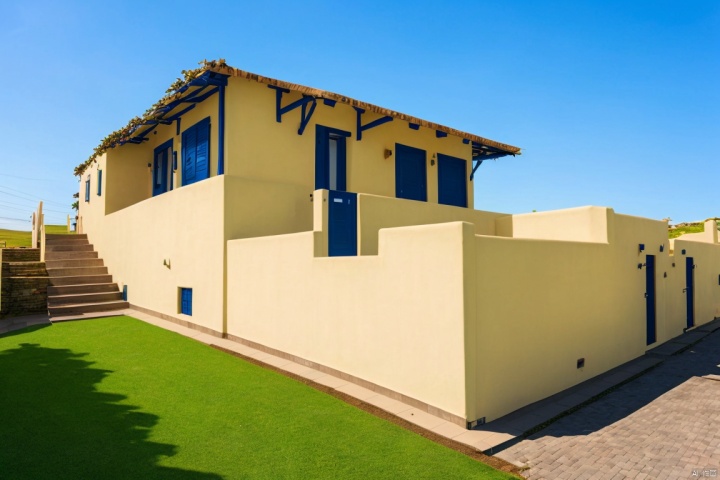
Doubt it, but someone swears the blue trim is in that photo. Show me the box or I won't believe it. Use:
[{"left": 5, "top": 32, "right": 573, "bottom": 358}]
[
  {"left": 268, "top": 85, "right": 290, "bottom": 122},
  {"left": 218, "top": 84, "right": 225, "bottom": 175},
  {"left": 181, "top": 87, "right": 219, "bottom": 103},
  {"left": 409, "top": 123, "right": 420, "bottom": 130},
  {"left": 122, "top": 285, "right": 128, "bottom": 301},
  {"left": 84, "top": 177, "right": 90, "bottom": 202},
  {"left": 167, "top": 105, "right": 195, "bottom": 124},
  {"left": 323, "top": 99, "right": 336, "bottom": 107},
  {"left": 353, "top": 107, "right": 393, "bottom": 140},
  {"left": 462, "top": 139, "right": 470, "bottom": 144},
  {"left": 469, "top": 159, "right": 483, "bottom": 181},
  {"left": 125, "top": 71, "right": 228, "bottom": 144},
  {"left": 97, "top": 170, "right": 102, "bottom": 196},
  {"left": 268, "top": 85, "right": 317, "bottom": 135},
  {"left": 435, "top": 131, "right": 448, "bottom": 138},
  {"left": 298, "top": 97, "right": 317, "bottom": 135}
]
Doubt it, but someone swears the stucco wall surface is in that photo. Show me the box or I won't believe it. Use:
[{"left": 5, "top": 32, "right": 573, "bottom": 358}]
[{"left": 227, "top": 222, "right": 472, "bottom": 419}]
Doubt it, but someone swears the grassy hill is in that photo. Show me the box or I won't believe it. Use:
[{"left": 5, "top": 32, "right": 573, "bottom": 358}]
[
  {"left": 0, "top": 226, "right": 71, "bottom": 248},
  {"left": 668, "top": 222, "right": 704, "bottom": 239}
]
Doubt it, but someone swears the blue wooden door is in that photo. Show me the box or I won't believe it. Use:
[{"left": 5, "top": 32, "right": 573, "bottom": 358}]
[
  {"left": 329, "top": 190, "right": 357, "bottom": 257},
  {"left": 645, "top": 255, "right": 656, "bottom": 345},
  {"left": 438, "top": 154, "right": 467, "bottom": 207},
  {"left": 685, "top": 257, "right": 695, "bottom": 328},
  {"left": 395, "top": 144, "right": 427, "bottom": 201},
  {"left": 315, "top": 125, "right": 350, "bottom": 191},
  {"left": 153, "top": 141, "right": 171, "bottom": 196}
]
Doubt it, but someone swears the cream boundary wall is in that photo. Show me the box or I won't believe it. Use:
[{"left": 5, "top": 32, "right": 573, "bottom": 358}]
[
  {"left": 357, "top": 193, "right": 507, "bottom": 255},
  {"left": 226, "top": 202, "right": 720, "bottom": 424},
  {"left": 227, "top": 222, "right": 472, "bottom": 420}
]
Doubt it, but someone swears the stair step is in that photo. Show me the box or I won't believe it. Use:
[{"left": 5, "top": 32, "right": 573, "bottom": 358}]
[
  {"left": 49, "top": 274, "right": 113, "bottom": 286},
  {"left": 48, "top": 283, "right": 119, "bottom": 296},
  {"left": 45, "top": 258, "right": 104, "bottom": 269},
  {"left": 45, "top": 239, "right": 90, "bottom": 247},
  {"left": 48, "top": 291, "right": 123, "bottom": 306},
  {"left": 49, "top": 300, "right": 129, "bottom": 316},
  {"left": 44, "top": 251, "right": 98, "bottom": 260},
  {"left": 46, "top": 233, "right": 87, "bottom": 240},
  {"left": 46, "top": 266, "right": 108, "bottom": 277},
  {"left": 45, "top": 244, "right": 95, "bottom": 252}
]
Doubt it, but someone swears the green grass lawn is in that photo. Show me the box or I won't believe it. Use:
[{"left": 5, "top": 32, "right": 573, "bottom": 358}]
[
  {"left": 0, "top": 225, "right": 71, "bottom": 247},
  {"left": 0, "top": 317, "right": 515, "bottom": 479}
]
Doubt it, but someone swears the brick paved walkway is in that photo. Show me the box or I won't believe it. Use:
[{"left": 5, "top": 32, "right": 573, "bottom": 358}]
[{"left": 498, "top": 330, "right": 720, "bottom": 479}]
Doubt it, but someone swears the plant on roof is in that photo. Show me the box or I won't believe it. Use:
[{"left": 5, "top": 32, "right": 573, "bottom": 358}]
[{"left": 74, "top": 59, "right": 228, "bottom": 177}]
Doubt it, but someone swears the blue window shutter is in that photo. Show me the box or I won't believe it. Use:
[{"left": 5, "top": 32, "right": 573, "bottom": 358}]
[
  {"left": 85, "top": 177, "right": 90, "bottom": 202},
  {"left": 182, "top": 126, "right": 197, "bottom": 185},
  {"left": 195, "top": 118, "right": 210, "bottom": 182},
  {"left": 437, "top": 154, "right": 467, "bottom": 207},
  {"left": 97, "top": 170, "right": 102, "bottom": 196},
  {"left": 180, "top": 288, "right": 193, "bottom": 315},
  {"left": 181, "top": 118, "right": 210, "bottom": 186}
]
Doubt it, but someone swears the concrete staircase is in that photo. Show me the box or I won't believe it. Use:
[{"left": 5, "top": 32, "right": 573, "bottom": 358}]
[{"left": 45, "top": 234, "right": 128, "bottom": 317}]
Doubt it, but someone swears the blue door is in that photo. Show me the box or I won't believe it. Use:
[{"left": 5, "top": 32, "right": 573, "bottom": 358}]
[
  {"left": 645, "top": 255, "right": 656, "bottom": 345},
  {"left": 395, "top": 144, "right": 427, "bottom": 201},
  {"left": 438, "top": 154, "right": 467, "bottom": 207},
  {"left": 153, "top": 140, "right": 172, "bottom": 196},
  {"left": 315, "top": 126, "right": 350, "bottom": 191},
  {"left": 329, "top": 190, "right": 357, "bottom": 257},
  {"left": 685, "top": 257, "right": 695, "bottom": 328}
]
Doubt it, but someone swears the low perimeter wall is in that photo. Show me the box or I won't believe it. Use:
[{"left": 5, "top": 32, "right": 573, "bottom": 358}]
[
  {"left": 227, "top": 222, "right": 474, "bottom": 425},
  {"left": 1, "top": 249, "right": 48, "bottom": 319}
]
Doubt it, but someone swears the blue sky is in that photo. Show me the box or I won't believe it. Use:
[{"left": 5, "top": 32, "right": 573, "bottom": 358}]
[{"left": 0, "top": 0, "right": 718, "bottom": 230}]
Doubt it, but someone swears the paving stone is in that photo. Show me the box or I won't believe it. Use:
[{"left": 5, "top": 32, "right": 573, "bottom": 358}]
[{"left": 498, "top": 329, "right": 720, "bottom": 479}]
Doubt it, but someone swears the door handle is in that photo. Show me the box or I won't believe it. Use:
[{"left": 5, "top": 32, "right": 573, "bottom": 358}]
[{"left": 644, "top": 293, "right": 649, "bottom": 298}]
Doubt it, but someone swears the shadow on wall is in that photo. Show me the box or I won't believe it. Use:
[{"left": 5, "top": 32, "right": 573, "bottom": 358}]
[
  {"left": 525, "top": 329, "right": 720, "bottom": 441},
  {"left": 0, "top": 338, "right": 222, "bottom": 480}
]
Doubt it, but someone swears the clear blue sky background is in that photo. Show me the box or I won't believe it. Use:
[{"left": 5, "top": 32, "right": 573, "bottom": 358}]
[{"left": 0, "top": 0, "right": 718, "bottom": 230}]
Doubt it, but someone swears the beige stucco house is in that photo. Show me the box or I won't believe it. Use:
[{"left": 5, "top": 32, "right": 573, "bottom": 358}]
[{"left": 77, "top": 60, "right": 720, "bottom": 428}]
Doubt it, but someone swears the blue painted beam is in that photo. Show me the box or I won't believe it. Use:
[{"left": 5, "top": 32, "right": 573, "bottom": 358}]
[
  {"left": 354, "top": 107, "right": 393, "bottom": 140},
  {"left": 409, "top": 123, "right": 420, "bottom": 130},
  {"left": 323, "top": 98, "right": 336, "bottom": 107},
  {"left": 218, "top": 84, "right": 225, "bottom": 175},
  {"left": 181, "top": 87, "right": 219, "bottom": 103},
  {"left": 166, "top": 104, "right": 196, "bottom": 123},
  {"left": 436, "top": 131, "right": 448, "bottom": 138},
  {"left": 268, "top": 85, "right": 291, "bottom": 122},
  {"left": 462, "top": 139, "right": 470, "bottom": 144},
  {"left": 469, "top": 159, "right": 483, "bottom": 181},
  {"left": 298, "top": 97, "right": 317, "bottom": 135}
]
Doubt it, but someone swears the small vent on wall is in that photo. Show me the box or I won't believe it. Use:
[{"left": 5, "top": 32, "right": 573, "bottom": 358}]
[{"left": 577, "top": 358, "right": 585, "bottom": 369}]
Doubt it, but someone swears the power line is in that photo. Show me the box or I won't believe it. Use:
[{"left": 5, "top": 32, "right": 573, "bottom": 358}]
[
  {"left": 0, "top": 187, "right": 69, "bottom": 208},
  {"left": 0, "top": 200, "right": 70, "bottom": 215},
  {"left": 0, "top": 173, "right": 58, "bottom": 182}
]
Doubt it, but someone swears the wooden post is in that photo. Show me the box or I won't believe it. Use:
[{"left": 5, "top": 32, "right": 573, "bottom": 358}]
[{"left": 40, "top": 213, "right": 45, "bottom": 262}]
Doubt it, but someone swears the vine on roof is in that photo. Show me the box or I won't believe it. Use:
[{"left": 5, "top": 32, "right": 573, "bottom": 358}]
[{"left": 74, "top": 59, "right": 228, "bottom": 176}]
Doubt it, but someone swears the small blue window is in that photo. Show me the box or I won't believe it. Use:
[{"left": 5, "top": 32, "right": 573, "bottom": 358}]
[
  {"left": 97, "top": 170, "right": 103, "bottom": 196},
  {"left": 180, "top": 288, "right": 192, "bottom": 316},
  {"left": 85, "top": 176, "right": 90, "bottom": 202}
]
